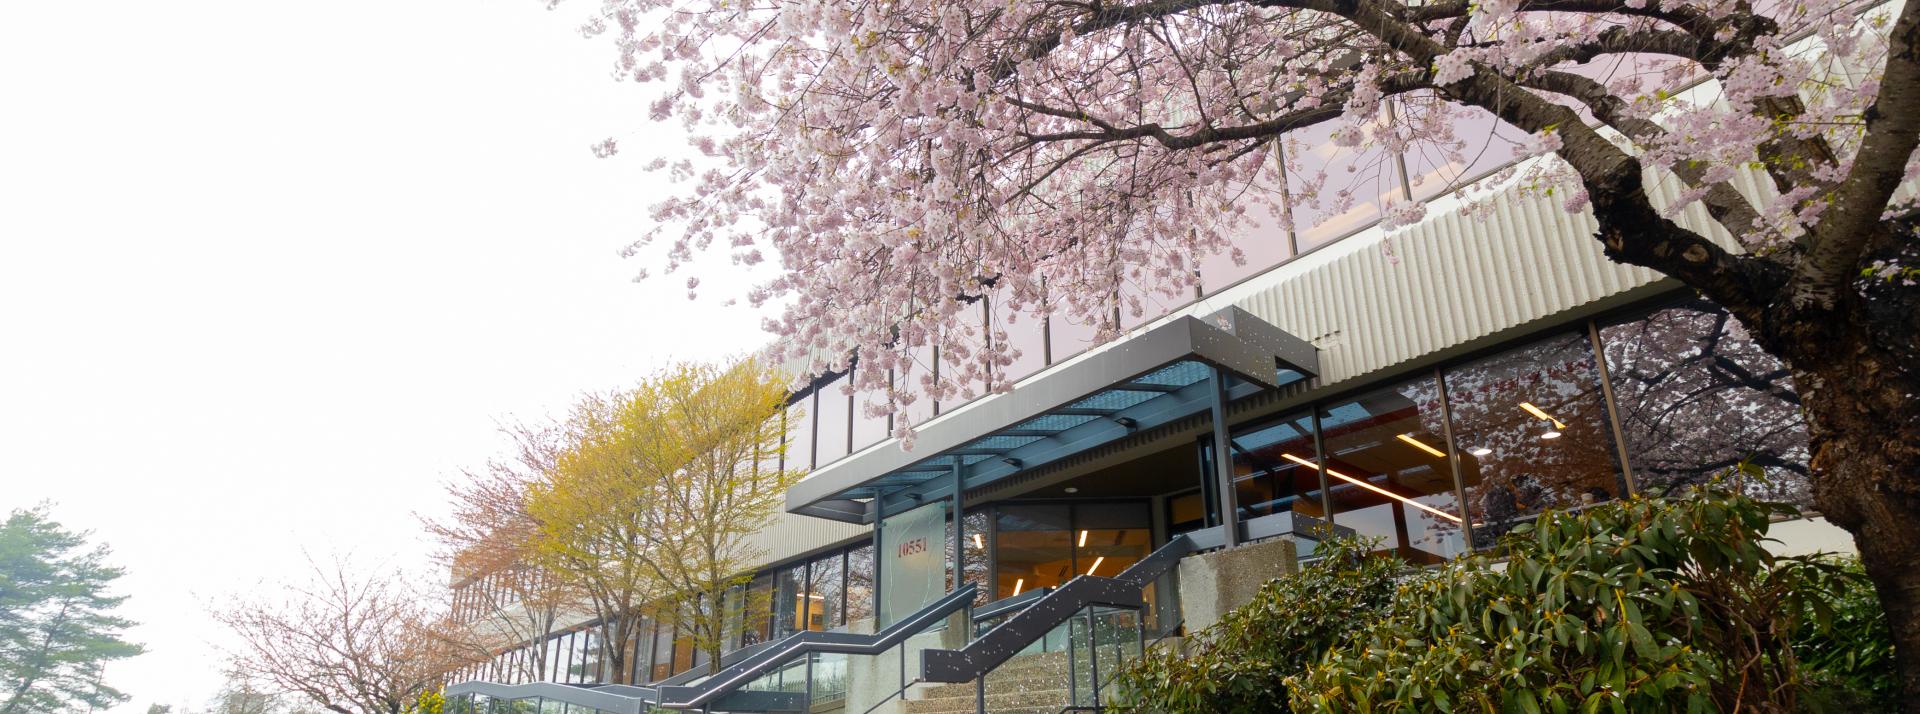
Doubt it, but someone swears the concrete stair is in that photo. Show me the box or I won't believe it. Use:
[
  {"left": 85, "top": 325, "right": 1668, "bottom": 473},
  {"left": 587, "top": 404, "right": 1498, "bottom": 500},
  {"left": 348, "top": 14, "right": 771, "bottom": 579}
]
[{"left": 900, "top": 650, "right": 1094, "bottom": 714}]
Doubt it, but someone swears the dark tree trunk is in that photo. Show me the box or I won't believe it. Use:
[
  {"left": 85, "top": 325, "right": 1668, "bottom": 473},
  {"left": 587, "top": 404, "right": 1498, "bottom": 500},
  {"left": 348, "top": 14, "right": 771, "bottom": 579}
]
[
  {"left": 1795, "top": 360, "right": 1920, "bottom": 710},
  {"left": 1769, "top": 258, "right": 1920, "bottom": 710}
]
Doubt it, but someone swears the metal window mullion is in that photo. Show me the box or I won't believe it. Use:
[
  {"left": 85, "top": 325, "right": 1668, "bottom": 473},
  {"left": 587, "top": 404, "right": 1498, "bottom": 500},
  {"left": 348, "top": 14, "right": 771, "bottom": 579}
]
[
  {"left": 1312, "top": 409, "right": 1333, "bottom": 528},
  {"left": 1434, "top": 366, "right": 1477, "bottom": 550},
  {"left": 1587, "top": 320, "right": 1638, "bottom": 495}
]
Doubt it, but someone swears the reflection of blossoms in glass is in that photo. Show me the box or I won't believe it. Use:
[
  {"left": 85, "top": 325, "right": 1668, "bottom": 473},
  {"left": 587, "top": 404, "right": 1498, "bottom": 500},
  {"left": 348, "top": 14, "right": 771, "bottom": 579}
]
[
  {"left": 1444, "top": 333, "right": 1623, "bottom": 546},
  {"left": 1600, "top": 299, "right": 1812, "bottom": 507}
]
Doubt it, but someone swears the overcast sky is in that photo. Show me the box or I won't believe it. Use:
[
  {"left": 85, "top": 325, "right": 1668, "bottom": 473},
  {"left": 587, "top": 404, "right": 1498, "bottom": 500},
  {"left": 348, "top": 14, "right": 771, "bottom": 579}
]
[{"left": 0, "top": 2, "right": 768, "bottom": 710}]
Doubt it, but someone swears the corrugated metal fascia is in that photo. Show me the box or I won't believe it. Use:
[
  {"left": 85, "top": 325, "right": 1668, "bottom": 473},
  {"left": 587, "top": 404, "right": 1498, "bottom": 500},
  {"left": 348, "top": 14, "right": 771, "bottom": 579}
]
[{"left": 741, "top": 510, "right": 871, "bottom": 566}]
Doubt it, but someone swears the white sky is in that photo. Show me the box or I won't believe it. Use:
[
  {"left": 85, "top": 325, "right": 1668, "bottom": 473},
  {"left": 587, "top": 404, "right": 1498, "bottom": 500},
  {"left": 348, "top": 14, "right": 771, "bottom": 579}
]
[{"left": 0, "top": 2, "right": 767, "bottom": 710}]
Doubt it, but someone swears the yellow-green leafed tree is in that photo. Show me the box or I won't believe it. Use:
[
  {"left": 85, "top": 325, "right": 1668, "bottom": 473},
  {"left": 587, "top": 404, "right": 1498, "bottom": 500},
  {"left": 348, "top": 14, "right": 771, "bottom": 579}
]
[
  {"left": 527, "top": 357, "right": 803, "bottom": 681},
  {"left": 641, "top": 358, "right": 804, "bottom": 674}
]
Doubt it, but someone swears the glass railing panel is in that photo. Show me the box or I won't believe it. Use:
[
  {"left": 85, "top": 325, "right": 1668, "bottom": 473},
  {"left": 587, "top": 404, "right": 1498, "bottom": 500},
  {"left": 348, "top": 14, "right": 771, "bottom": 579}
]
[
  {"left": 1087, "top": 605, "right": 1143, "bottom": 708},
  {"left": 811, "top": 651, "right": 850, "bottom": 711},
  {"left": 980, "top": 615, "right": 1073, "bottom": 714}
]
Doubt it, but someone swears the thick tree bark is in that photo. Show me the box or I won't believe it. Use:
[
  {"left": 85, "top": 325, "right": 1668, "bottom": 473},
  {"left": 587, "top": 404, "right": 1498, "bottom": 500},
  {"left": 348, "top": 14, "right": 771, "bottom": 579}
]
[
  {"left": 1786, "top": 313, "right": 1920, "bottom": 710},
  {"left": 1762, "top": 218, "right": 1920, "bottom": 708}
]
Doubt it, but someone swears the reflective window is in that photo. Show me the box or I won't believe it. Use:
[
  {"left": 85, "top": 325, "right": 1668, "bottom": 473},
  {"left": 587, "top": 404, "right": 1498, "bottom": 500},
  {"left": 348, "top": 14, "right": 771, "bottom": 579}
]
[
  {"left": 815, "top": 374, "right": 852, "bottom": 465},
  {"left": 1405, "top": 104, "right": 1526, "bottom": 203},
  {"left": 1281, "top": 121, "right": 1391, "bottom": 250},
  {"left": 573, "top": 631, "right": 599, "bottom": 683},
  {"left": 1445, "top": 333, "right": 1625, "bottom": 544},
  {"left": 773, "top": 563, "right": 805, "bottom": 638},
  {"left": 992, "top": 291, "right": 1049, "bottom": 385},
  {"left": 851, "top": 365, "right": 891, "bottom": 451},
  {"left": 649, "top": 619, "right": 673, "bottom": 681},
  {"left": 627, "top": 616, "right": 654, "bottom": 684},
  {"left": 1599, "top": 299, "right": 1811, "bottom": 505},
  {"left": 994, "top": 505, "right": 1073, "bottom": 599},
  {"left": 783, "top": 402, "right": 813, "bottom": 473},
  {"left": 1165, "top": 490, "right": 1207, "bottom": 535},
  {"left": 1200, "top": 157, "right": 1295, "bottom": 294},
  {"left": 1227, "top": 409, "right": 1327, "bottom": 522},
  {"left": 961, "top": 510, "right": 993, "bottom": 605},
  {"left": 1073, "top": 503, "right": 1151, "bottom": 578},
  {"left": 1318, "top": 377, "right": 1468, "bottom": 563},
  {"left": 1048, "top": 306, "right": 1109, "bottom": 365},
  {"left": 901, "top": 343, "right": 938, "bottom": 428},
  {"left": 742, "top": 573, "right": 774, "bottom": 646},
  {"left": 805, "top": 552, "right": 844, "bottom": 631},
  {"left": 845, "top": 545, "right": 875, "bottom": 625}
]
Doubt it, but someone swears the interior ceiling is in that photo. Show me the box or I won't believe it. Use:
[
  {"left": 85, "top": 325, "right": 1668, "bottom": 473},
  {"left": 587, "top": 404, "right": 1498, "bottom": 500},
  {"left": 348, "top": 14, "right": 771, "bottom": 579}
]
[{"left": 1037, "top": 441, "right": 1202, "bottom": 499}]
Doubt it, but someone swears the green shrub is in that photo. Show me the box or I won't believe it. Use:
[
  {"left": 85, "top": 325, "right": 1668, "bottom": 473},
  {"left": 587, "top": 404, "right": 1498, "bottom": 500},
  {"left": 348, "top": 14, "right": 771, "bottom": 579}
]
[
  {"left": 1110, "top": 485, "right": 1894, "bottom": 713},
  {"left": 1793, "top": 557, "right": 1899, "bottom": 711},
  {"left": 1108, "top": 537, "right": 1405, "bottom": 714},
  {"left": 1287, "top": 487, "right": 1875, "bottom": 713}
]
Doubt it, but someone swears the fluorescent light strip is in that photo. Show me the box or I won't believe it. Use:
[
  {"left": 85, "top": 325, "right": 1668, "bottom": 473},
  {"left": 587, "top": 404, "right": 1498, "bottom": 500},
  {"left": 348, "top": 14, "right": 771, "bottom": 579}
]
[
  {"left": 1281, "top": 453, "right": 1464, "bottom": 524},
  {"left": 1519, "top": 402, "right": 1568, "bottom": 429},
  {"left": 1396, "top": 433, "right": 1447, "bottom": 458},
  {"left": 1012, "top": 578, "right": 1025, "bottom": 596},
  {"left": 1087, "top": 556, "right": 1105, "bottom": 576},
  {"left": 1078, "top": 530, "right": 1089, "bottom": 548},
  {"left": 973, "top": 533, "right": 985, "bottom": 549}
]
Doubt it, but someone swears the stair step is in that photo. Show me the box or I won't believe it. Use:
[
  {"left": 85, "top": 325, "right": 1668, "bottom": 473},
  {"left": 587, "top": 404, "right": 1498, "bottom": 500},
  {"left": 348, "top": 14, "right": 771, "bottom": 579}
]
[{"left": 900, "top": 689, "right": 1078, "bottom": 714}]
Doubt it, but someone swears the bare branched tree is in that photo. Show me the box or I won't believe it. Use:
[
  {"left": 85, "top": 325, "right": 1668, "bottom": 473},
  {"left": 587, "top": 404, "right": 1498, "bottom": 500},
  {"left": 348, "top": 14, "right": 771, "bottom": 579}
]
[{"left": 211, "top": 559, "right": 471, "bottom": 714}]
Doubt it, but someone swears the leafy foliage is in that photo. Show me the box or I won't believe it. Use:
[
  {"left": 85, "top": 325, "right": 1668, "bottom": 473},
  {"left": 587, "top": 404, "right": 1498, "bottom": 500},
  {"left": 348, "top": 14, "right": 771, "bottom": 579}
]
[
  {"left": 1109, "top": 538, "right": 1402, "bottom": 714},
  {"left": 527, "top": 357, "right": 803, "bottom": 677},
  {"left": 1287, "top": 487, "right": 1878, "bottom": 713},
  {"left": 1792, "top": 558, "right": 1900, "bottom": 711},
  {"left": 1112, "top": 486, "right": 1894, "bottom": 713},
  {"left": 0, "top": 505, "right": 143, "bottom": 714}
]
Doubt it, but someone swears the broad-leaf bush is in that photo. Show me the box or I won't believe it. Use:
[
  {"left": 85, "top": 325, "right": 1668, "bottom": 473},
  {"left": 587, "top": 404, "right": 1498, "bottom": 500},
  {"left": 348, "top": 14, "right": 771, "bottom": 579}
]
[
  {"left": 1113, "top": 485, "right": 1893, "bottom": 713},
  {"left": 1109, "top": 538, "right": 1403, "bottom": 714}
]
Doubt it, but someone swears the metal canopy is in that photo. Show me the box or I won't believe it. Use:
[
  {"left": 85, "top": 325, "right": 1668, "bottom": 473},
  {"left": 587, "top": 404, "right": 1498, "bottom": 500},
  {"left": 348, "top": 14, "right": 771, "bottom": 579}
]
[{"left": 787, "top": 307, "right": 1319, "bottom": 523}]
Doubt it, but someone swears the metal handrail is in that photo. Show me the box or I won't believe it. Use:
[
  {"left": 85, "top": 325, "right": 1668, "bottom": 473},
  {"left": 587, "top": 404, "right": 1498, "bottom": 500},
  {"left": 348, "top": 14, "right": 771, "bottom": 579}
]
[
  {"left": 448, "top": 582, "right": 980, "bottom": 713},
  {"left": 918, "top": 531, "right": 1211, "bottom": 684},
  {"left": 445, "top": 681, "right": 655, "bottom": 714},
  {"left": 654, "top": 582, "right": 979, "bottom": 709}
]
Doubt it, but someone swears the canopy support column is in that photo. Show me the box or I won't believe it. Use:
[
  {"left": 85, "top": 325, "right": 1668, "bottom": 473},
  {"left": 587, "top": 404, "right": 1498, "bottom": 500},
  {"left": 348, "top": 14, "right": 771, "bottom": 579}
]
[{"left": 1208, "top": 365, "right": 1241, "bottom": 548}]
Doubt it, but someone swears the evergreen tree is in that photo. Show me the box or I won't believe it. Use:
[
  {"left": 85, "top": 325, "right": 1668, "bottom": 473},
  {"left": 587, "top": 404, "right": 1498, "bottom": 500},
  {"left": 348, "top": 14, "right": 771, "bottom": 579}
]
[{"left": 0, "top": 505, "right": 143, "bottom": 714}]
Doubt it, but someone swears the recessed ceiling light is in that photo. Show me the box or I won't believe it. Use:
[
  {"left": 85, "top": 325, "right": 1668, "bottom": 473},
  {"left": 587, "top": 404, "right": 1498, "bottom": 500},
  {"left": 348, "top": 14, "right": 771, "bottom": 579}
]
[
  {"left": 1063, "top": 487, "right": 1079, "bottom": 494},
  {"left": 1540, "top": 430, "right": 1563, "bottom": 440},
  {"left": 1469, "top": 447, "right": 1493, "bottom": 457}
]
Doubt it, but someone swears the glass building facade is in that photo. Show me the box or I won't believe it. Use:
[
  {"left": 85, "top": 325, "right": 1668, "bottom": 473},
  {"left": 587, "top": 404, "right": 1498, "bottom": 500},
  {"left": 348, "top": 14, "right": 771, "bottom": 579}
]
[{"left": 449, "top": 294, "right": 1814, "bottom": 688}]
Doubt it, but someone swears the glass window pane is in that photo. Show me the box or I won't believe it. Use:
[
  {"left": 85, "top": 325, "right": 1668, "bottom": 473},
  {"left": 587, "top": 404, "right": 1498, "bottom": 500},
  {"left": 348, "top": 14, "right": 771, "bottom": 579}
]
[
  {"left": 845, "top": 545, "right": 875, "bottom": 626},
  {"left": 992, "top": 290, "right": 1049, "bottom": 385},
  {"left": 1446, "top": 333, "right": 1626, "bottom": 545},
  {"left": 805, "top": 552, "right": 845, "bottom": 631},
  {"left": 1048, "top": 306, "right": 1110, "bottom": 364},
  {"left": 901, "top": 343, "right": 938, "bottom": 429},
  {"left": 1282, "top": 120, "right": 1392, "bottom": 250},
  {"left": 743, "top": 573, "right": 774, "bottom": 646},
  {"left": 720, "top": 584, "right": 745, "bottom": 653},
  {"left": 994, "top": 505, "right": 1073, "bottom": 600},
  {"left": 1227, "top": 409, "right": 1327, "bottom": 523},
  {"left": 575, "top": 630, "right": 599, "bottom": 683},
  {"left": 1318, "top": 376, "right": 1468, "bottom": 563},
  {"left": 961, "top": 509, "right": 992, "bottom": 605},
  {"left": 1071, "top": 503, "right": 1151, "bottom": 577},
  {"left": 1200, "top": 163, "right": 1295, "bottom": 294},
  {"left": 627, "top": 617, "right": 652, "bottom": 685},
  {"left": 1599, "top": 299, "right": 1811, "bottom": 505},
  {"left": 783, "top": 403, "right": 813, "bottom": 473},
  {"left": 1166, "top": 490, "right": 1207, "bottom": 535},
  {"left": 774, "top": 563, "right": 805, "bottom": 638},
  {"left": 1404, "top": 103, "right": 1526, "bottom": 203},
  {"left": 650, "top": 619, "right": 673, "bottom": 682},
  {"left": 851, "top": 365, "right": 891, "bottom": 451},
  {"left": 815, "top": 375, "right": 852, "bottom": 465}
]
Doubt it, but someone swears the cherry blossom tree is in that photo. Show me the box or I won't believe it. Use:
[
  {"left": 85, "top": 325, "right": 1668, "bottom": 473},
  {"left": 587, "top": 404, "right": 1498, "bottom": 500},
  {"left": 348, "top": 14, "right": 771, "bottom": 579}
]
[{"left": 565, "top": 0, "right": 1920, "bottom": 701}]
